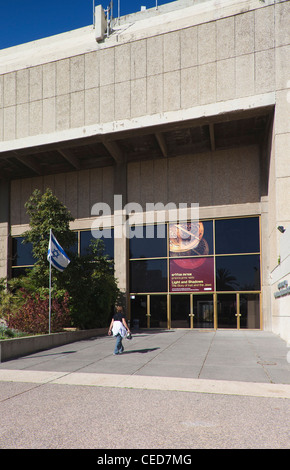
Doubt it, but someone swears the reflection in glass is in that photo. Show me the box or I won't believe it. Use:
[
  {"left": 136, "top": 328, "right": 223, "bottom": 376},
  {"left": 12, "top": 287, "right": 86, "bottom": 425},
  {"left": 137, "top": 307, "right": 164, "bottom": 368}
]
[
  {"left": 130, "top": 259, "right": 167, "bottom": 293},
  {"left": 12, "top": 238, "right": 35, "bottom": 266},
  {"left": 80, "top": 229, "right": 114, "bottom": 259},
  {"left": 240, "top": 294, "right": 260, "bottom": 329},
  {"left": 130, "top": 295, "right": 147, "bottom": 328},
  {"left": 216, "top": 255, "right": 260, "bottom": 291},
  {"left": 171, "top": 295, "right": 190, "bottom": 328},
  {"left": 129, "top": 224, "right": 167, "bottom": 259},
  {"left": 150, "top": 295, "right": 167, "bottom": 328},
  {"left": 217, "top": 294, "right": 237, "bottom": 328},
  {"left": 215, "top": 217, "right": 260, "bottom": 254},
  {"left": 193, "top": 295, "right": 214, "bottom": 328},
  {"left": 11, "top": 267, "right": 32, "bottom": 278}
]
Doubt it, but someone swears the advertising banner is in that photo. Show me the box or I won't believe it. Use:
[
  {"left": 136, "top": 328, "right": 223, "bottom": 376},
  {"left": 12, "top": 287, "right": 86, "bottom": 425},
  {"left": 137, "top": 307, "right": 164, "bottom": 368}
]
[
  {"left": 170, "top": 257, "right": 214, "bottom": 292},
  {"left": 169, "top": 222, "right": 214, "bottom": 293}
]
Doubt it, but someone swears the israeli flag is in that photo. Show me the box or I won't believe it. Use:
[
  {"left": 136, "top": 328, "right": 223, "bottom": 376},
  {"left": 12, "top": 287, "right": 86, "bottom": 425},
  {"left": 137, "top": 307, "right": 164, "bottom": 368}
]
[{"left": 47, "top": 231, "right": 70, "bottom": 272}]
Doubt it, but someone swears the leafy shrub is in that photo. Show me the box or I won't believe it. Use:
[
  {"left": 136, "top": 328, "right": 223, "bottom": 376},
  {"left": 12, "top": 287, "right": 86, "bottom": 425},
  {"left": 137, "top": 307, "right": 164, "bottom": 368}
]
[
  {"left": 6, "top": 289, "right": 70, "bottom": 335},
  {"left": 0, "top": 324, "right": 27, "bottom": 339}
]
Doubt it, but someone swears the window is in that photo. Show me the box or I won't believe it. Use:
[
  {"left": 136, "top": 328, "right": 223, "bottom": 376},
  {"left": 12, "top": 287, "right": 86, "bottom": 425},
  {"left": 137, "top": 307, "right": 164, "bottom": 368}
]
[
  {"left": 129, "top": 217, "right": 261, "bottom": 295},
  {"left": 130, "top": 259, "right": 167, "bottom": 293},
  {"left": 11, "top": 228, "right": 114, "bottom": 276},
  {"left": 215, "top": 217, "right": 260, "bottom": 254},
  {"left": 129, "top": 224, "right": 167, "bottom": 259},
  {"left": 80, "top": 229, "right": 114, "bottom": 259},
  {"left": 12, "top": 237, "right": 35, "bottom": 267},
  {"left": 216, "top": 255, "right": 260, "bottom": 291}
]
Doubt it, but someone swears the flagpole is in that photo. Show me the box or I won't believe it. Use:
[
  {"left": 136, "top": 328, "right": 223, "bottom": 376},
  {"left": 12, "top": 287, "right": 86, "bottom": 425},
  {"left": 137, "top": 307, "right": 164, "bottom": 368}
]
[{"left": 49, "top": 229, "right": 52, "bottom": 335}]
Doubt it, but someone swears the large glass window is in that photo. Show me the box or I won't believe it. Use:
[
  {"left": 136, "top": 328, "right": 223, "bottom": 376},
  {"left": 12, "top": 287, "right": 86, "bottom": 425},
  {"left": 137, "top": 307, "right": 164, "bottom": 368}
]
[
  {"left": 129, "top": 216, "right": 261, "bottom": 329},
  {"left": 129, "top": 224, "right": 167, "bottom": 259},
  {"left": 215, "top": 217, "right": 260, "bottom": 254},
  {"left": 11, "top": 228, "right": 114, "bottom": 276},
  {"left": 130, "top": 259, "right": 167, "bottom": 293},
  {"left": 80, "top": 229, "right": 114, "bottom": 259},
  {"left": 216, "top": 254, "right": 260, "bottom": 291},
  {"left": 12, "top": 238, "right": 35, "bottom": 266}
]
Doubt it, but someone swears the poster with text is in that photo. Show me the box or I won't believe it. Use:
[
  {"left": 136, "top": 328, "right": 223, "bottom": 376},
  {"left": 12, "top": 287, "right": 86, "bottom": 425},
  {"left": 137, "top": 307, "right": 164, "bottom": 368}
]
[{"left": 170, "top": 257, "right": 214, "bottom": 292}]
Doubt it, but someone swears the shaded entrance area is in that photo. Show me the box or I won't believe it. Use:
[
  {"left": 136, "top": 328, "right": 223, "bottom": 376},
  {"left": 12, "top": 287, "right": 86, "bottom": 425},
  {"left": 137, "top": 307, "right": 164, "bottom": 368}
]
[{"left": 130, "top": 293, "right": 259, "bottom": 330}]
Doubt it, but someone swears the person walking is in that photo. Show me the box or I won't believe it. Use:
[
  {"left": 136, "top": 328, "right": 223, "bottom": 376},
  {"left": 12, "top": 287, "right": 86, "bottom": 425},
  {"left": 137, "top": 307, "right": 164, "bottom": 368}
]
[{"left": 108, "top": 304, "right": 131, "bottom": 355}]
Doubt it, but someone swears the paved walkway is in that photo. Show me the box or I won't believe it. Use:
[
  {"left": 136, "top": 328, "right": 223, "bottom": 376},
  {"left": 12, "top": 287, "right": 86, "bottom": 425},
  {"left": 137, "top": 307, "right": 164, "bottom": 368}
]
[{"left": 0, "top": 329, "right": 289, "bottom": 449}]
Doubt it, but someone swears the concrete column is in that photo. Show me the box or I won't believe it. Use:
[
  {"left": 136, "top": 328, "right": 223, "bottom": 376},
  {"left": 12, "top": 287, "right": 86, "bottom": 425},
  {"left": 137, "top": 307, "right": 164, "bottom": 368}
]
[
  {"left": 0, "top": 179, "right": 10, "bottom": 280},
  {"left": 114, "top": 160, "right": 127, "bottom": 205},
  {"left": 113, "top": 208, "right": 129, "bottom": 315}
]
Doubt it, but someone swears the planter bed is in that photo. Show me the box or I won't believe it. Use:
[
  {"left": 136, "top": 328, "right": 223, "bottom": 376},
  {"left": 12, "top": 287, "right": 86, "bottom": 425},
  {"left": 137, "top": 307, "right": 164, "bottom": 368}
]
[{"left": 0, "top": 328, "right": 107, "bottom": 363}]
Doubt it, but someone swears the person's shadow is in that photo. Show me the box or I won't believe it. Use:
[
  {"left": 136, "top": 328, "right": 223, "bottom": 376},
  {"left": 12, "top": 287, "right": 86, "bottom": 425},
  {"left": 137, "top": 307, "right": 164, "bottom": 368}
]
[{"left": 123, "top": 348, "right": 160, "bottom": 354}]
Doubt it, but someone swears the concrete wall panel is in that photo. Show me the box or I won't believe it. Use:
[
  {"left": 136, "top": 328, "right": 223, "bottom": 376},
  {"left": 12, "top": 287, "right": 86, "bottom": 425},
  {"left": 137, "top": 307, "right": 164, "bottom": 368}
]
[
  {"left": 43, "top": 62, "right": 56, "bottom": 99},
  {"left": 127, "top": 145, "right": 260, "bottom": 210},
  {"left": 180, "top": 26, "right": 198, "bottom": 69},
  {"left": 29, "top": 66, "right": 42, "bottom": 102},
  {"left": 16, "top": 69, "right": 29, "bottom": 104},
  {"left": 70, "top": 55, "right": 85, "bottom": 93}
]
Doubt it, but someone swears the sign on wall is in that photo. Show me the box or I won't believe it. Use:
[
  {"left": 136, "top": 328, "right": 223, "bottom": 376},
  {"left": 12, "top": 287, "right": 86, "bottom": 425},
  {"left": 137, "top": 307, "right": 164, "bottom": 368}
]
[{"left": 169, "top": 222, "right": 214, "bottom": 292}]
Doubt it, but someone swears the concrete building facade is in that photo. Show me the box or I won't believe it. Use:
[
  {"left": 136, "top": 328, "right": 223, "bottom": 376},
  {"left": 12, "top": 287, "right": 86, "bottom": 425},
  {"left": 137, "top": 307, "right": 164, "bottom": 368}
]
[{"left": 0, "top": 0, "right": 289, "bottom": 342}]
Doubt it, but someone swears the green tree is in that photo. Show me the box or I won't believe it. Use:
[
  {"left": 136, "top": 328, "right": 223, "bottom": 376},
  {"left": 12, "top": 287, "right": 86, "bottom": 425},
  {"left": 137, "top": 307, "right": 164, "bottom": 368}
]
[
  {"left": 65, "top": 239, "right": 119, "bottom": 329},
  {"left": 23, "top": 188, "right": 76, "bottom": 289},
  {"left": 10, "top": 188, "right": 119, "bottom": 330}
]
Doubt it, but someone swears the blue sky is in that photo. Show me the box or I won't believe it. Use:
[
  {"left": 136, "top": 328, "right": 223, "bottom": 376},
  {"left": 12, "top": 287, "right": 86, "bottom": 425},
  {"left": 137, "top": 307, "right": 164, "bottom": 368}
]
[{"left": 0, "top": 0, "right": 175, "bottom": 50}]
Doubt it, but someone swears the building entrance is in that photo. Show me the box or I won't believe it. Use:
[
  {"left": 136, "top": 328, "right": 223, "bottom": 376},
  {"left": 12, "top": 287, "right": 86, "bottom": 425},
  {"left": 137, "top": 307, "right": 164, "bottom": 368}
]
[
  {"left": 129, "top": 217, "right": 261, "bottom": 330},
  {"left": 171, "top": 295, "right": 191, "bottom": 328},
  {"left": 130, "top": 293, "right": 260, "bottom": 330},
  {"left": 130, "top": 293, "right": 216, "bottom": 329},
  {"left": 130, "top": 294, "right": 167, "bottom": 329},
  {"left": 217, "top": 293, "right": 260, "bottom": 329}
]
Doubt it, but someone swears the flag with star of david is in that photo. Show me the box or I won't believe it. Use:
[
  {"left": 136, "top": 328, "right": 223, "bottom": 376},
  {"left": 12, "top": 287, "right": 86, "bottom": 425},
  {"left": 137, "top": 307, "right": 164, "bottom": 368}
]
[{"left": 47, "top": 231, "right": 70, "bottom": 272}]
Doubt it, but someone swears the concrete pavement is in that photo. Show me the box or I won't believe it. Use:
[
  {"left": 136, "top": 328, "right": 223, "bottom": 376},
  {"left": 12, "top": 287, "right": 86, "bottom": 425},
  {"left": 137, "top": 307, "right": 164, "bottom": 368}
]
[{"left": 0, "top": 329, "right": 289, "bottom": 449}]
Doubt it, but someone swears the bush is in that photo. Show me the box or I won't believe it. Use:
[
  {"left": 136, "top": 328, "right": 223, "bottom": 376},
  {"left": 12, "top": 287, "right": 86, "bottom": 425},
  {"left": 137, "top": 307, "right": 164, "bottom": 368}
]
[
  {"left": 6, "top": 289, "right": 71, "bottom": 335},
  {"left": 0, "top": 324, "right": 27, "bottom": 340}
]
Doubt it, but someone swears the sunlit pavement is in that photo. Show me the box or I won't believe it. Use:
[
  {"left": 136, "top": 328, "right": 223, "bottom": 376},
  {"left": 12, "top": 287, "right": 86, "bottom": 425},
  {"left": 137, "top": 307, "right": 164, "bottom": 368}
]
[{"left": 0, "top": 330, "right": 289, "bottom": 449}]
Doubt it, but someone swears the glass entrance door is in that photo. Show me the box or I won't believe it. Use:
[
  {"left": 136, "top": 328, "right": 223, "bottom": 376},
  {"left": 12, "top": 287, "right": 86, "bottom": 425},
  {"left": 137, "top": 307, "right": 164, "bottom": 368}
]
[
  {"left": 171, "top": 295, "right": 191, "bottom": 328},
  {"left": 130, "top": 295, "right": 147, "bottom": 329},
  {"left": 240, "top": 293, "right": 260, "bottom": 329},
  {"left": 193, "top": 294, "right": 214, "bottom": 328},
  {"left": 217, "top": 294, "right": 237, "bottom": 328},
  {"left": 130, "top": 294, "right": 168, "bottom": 329},
  {"left": 150, "top": 295, "right": 168, "bottom": 328}
]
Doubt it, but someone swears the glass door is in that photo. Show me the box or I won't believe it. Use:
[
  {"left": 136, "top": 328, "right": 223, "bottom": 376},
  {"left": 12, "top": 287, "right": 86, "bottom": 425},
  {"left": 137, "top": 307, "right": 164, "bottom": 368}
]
[
  {"left": 193, "top": 294, "right": 214, "bottom": 328},
  {"left": 217, "top": 294, "right": 237, "bottom": 328},
  {"left": 239, "top": 293, "right": 260, "bottom": 329},
  {"left": 130, "top": 295, "right": 147, "bottom": 329},
  {"left": 171, "top": 294, "right": 191, "bottom": 328},
  {"left": 150, "top": 295, "right": 168, "bottom": 328}
]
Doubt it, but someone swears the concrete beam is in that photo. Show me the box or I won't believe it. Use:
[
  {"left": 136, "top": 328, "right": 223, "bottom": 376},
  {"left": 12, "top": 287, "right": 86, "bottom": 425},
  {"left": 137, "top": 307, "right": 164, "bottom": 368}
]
[
  {"left": 15, "top": 155, "right": 43, "bottom": 175},
  {"left": 155, "top": 132, "right": 168, "bottom": 157},
  {"left": 209, "top": 123, "right": 216, "bottom": 152},
  {"left": 58, "top": 149, "right": 81, "bottom": 170},
  {"left": 103, "top": 140, "right": 124, "bottom": 164}
]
